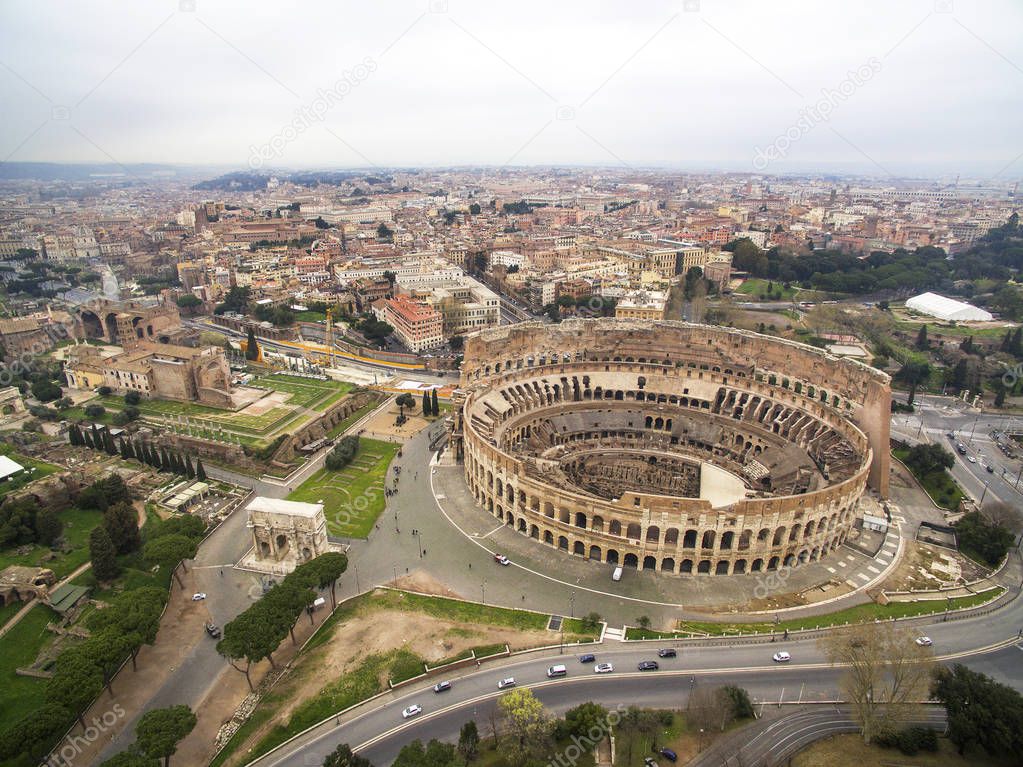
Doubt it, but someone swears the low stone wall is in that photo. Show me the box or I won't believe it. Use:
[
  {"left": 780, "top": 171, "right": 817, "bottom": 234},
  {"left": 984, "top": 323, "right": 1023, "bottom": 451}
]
[{"left": 271, "top": 390, "right": 381, "bottom": 463}]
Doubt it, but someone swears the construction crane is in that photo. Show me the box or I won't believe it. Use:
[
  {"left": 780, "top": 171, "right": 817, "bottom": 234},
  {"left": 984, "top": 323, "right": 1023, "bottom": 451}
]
[{"left": 325, "top": 307, "right": 334, "bottom": 369}]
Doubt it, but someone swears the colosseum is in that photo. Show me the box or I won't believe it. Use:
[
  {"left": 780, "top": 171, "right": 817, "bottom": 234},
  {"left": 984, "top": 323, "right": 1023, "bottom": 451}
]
[{"left": 449, "top": 319, "right": 890, "bottom": 576}]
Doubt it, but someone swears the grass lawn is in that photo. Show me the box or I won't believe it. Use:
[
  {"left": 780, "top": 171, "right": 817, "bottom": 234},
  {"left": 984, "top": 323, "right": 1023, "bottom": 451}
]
[
  {"left": 793, "top": 733, "right": 1018, "bottom": 767},
  {"left": 0, "top": 506, "right": 105, "bottom": 579},
  {"left": 0, "top": 604, "right": 58, "bottom": 733},
  {"left": 736, "top": 279, "right": 797, "bottom": 301},
  {"left": 626, "top": 588, "right": 1003, "bottom": 638},
  {"left": 893, "top": 448, "right": 965, "bottom": 509},
  {"left": 287, "top": 438, "right": 398, "bottom": 538},
  {"left": 0, "top": 444, "right": 61, "bottom": 499},
  {"left": 249, "top": 374, "right": 352, "bottom": 412},
  {"left": 0, "top": 600, "right": 23, "bottom": 629}
]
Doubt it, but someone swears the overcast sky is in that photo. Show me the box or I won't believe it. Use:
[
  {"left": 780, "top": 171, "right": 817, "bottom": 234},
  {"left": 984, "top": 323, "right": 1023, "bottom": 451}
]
[{"left": 1, "top": 0, "right": 1021, "bottom": 177}]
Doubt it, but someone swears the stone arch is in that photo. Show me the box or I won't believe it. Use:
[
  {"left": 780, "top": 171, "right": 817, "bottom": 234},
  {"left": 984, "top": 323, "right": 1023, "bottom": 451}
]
[
  {"left": 665, "top": 527, "right": 679, "bottom": 546},
  {"left": 646, "top": 525, "right": 660, "bottom": 543},
  {"left": 589, "top": 545, "right": 602, "bottom": 561},
  {"left": 701, "top": 530, "right": 715, "bottom": 549},
  {"left": 573, "top": 540, "right": 585, "bottom": 556},
  {"left": 609, "top": 520, "right": 622, "bottom": 536},
  {"left": 683, "top": 529, "right": 698, "bottom": 548},
  {"left": 680, "top": 559, "right": 693, "bottom": 573},
  {"left": 530, "top": 524, "right": 540, "bottom": 539},
  {"left": 591, "top": 515, "right": 605, "bottom": 533},
  {"left": 733, "top": 559, "right": 747, "bottom": 574},
  {"left": 660, "top": 557, "right": 675, "bottom": 572},
  {"left": 772, "top": 527, "right": 786, "bottom": 546},
  {"left": 697, "top": 559, "right": 711, "bottom": 574},
  {"left": 544, "top": 530, "right": 554, "bottom": 545},
  {"left": 558, "top": 535, "right": 569, "bottom": 550},
  {"left": 574, "top": 512, "right": 587, "bottom": 529},
  {"left": 751, "top": 558, "right": 764, "bottom": 572},
  {"left": 606, "top": 549, "right": 619, "bottom": 565},
  {"left": 626, "top": 523, "right": 642, "bottom": 540},
  {"left": 767, "top": 556, "right": 780, "bottom": 570},
  {"left": 623, "top": 553, "right": 639, "bottom": 569},
  {"left": 715, "top": 560, "right": 730, "bottom": 575},
  {"left": 642, "top": 555, "right": 657, "bottom": 570},
  {"left": 720, "top": 531, "right": 734, "bottom": 550}
]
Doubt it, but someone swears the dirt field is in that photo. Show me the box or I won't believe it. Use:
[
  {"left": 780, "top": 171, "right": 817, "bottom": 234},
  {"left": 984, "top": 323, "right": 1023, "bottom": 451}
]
[
  {"left": 884, "top": 540, "right": 990, "bottom": 591},
  {"left": 225, "top": 576, "right": 569, "bottom": 765},
  {"left": 361, "top": 400, "right": 436, "bottom": 440}
]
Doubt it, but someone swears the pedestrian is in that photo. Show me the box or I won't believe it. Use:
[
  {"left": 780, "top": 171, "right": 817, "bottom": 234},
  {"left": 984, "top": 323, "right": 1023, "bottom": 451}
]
[
  {"left": 422, "top": 549, "right": 426, "bottom": 556},
  {"left": 521, "top": 595, "right": 525, "bottom": 601},
  {"left": 220, "top": 568, "right": 223, "bottom": 576},
  {"left": 468, "top": 563, "right": 471, "bottom": 570}
]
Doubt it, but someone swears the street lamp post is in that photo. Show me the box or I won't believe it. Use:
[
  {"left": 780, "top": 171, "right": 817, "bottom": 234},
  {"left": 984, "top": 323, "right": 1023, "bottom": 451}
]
[
  {"left": 481, "top": 579, "right": 486, "bottom": 605},
  {"left": 569, "top": 591, "right": 576, "bottom": 619}
]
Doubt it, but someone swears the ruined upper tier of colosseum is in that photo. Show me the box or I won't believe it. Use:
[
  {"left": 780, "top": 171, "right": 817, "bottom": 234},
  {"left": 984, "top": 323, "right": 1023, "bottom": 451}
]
[{"left": 449, "top": 319, "right": 890, "bottom": 576}]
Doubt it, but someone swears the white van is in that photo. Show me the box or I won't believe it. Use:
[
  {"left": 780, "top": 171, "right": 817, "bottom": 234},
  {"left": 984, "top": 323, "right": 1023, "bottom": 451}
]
[
  {"left": 612, "top": 566, "right": 623, "bottom": 582},
  {"left": 546, "top": 664, "right": 567, "bottom": 678}
]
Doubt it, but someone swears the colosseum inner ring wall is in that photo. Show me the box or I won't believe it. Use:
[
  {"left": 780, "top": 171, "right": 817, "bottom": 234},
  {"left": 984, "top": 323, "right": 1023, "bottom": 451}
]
[{"left": 450, "top": 320, "right": 891, "bottom": 577}]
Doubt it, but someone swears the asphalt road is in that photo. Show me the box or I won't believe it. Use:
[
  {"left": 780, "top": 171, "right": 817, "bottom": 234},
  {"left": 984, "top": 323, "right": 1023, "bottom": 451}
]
[
  {"left": 254, "top": 593, "right": 1023, "bottom": 767},
  {"left": 890, "top": 392, "right": 1023, "bottom": 506}
]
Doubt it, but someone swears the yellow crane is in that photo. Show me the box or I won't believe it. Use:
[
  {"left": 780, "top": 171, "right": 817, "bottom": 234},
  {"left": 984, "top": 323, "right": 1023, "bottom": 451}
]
[{"left": 325, "top": 307, "right": 334, "bottom": 369}]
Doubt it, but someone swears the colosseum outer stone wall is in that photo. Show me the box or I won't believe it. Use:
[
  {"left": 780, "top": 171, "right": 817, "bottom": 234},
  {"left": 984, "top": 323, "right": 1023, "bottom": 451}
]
[{"left": 450, "top": 319, "right": 890, "bottom": 576}]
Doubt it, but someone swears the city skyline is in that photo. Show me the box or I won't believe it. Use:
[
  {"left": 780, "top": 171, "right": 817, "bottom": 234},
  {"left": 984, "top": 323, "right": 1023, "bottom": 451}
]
[{"left": 0, "top": 0, "right": 1021, "bottom": 176}]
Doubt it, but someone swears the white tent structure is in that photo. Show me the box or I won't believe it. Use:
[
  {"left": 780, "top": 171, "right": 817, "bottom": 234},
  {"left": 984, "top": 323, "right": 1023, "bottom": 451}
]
[{"left": 905, "top": 292, "right": 993, "bottom": 322}]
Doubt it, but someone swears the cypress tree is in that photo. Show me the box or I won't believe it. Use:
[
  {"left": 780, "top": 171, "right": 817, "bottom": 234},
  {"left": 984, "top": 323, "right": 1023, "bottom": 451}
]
[
  {"left": 422, "top": 391, "right": 430, "bottom": 416},
  {"left": 431, "top": 388, "right": 439, "bottom": 416},
  {"left": 69, "top": 424, "right": 82, "bottom": 446},
  {"left": 183, "top": 455, "right": 195, "bottom": 479},
  {"left": 195, "top": 459, "right": 207, "bottom": 481}
]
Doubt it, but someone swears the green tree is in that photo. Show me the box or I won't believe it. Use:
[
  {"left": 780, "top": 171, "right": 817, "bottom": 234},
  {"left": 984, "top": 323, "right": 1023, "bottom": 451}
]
[
  {"left": 104, "top": 501, "right": 141, "bottom": 554},
  {"left": 34, "top": 507, "right": 63, "bottom": 546},
  {"left": 84, "top": 403, "right": 106, "bottom": 419},
  {"left": 498, "top": 688, "right": 551, "bottom": 760},
  {"left": 100, "top": 750, "right": 160, "bottom": 767},
  {"left": 422, "top": 390, "right": 430, "bottom": 416},
  {"left": 954, "top": 512, "right": 1014, "bottom": 567},
  {"left": 246, "top": 327, "right": 259, "bottom": 360},
  {"left": 47, "top": 645, "right": 104, "bottom": 727},
  {"left": 31, "top": 379, "right": 62, "bottom": 402},
  {"left": 894, "top": 361, "right": 931, "bottom": 406},
  {"left": 294, "top": 552, "right": 348, "bottom": 609},
  {"left": 469, "top": 203, "right": 481, "bottom": 215},
  {"left": 322, "top": 743, "right": 373, "bottom": 767},
  {"left": 0, "top": 705, "right": 73, "bottom": 762},
  {"left": 217, "top": 610, "right": 283, "bottom": 691},
  {"left": 125, "top": 391, "right": 142, "bottom": 406},
  {"left": 431, "top": 388, "right": 439, "bottom": 416},
  {"left": 195, "top": 458, "right": 207, "bottom": 481},
  {"left": 396, "top": 393, "right": 415, "bottom": 418},
  {"left": 90, "top": 525, "right": 121, "bottom": 581},
  {"left": 135, "top": 705, "right": 197, "bottom": 767},
  {"left": 89, "top": 586, "right": 167, "bottom": 670},
  {"left": 457, "top": 720, "right": 480, "bottom": 764},
  {"left": 915, "top": 324, "right": 929, "bottom": 350},
  {"left": 558, "top": 702, "right": 607, "bottom": 740},
  {"left": 143, "top": 534, "right": 198, "bottom": 588},
  {"left": 392, "top": 739, "right": 458, "bottom": 767},
  {"left": 932, "top": 664, "right": 1023, "bottom": 757}
]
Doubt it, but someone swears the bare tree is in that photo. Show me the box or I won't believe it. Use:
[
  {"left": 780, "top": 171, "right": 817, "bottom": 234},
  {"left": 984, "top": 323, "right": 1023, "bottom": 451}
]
[
  {"left": 982, "top": 501, "right": 1023, "bottom": 535},
  {"left": 819, "top": 622, "right": 934, "bottom": 743},
  {"left": 687, "top": 685, "right": 734, "bottom": 733}
]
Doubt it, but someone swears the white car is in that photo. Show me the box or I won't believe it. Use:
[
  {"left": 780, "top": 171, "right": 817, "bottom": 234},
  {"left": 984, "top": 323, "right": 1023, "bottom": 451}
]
[
  {"left": 594, "top": 663, "right": 614, "bottom": 674},
  {"left": 402, "top": 704, "right": 422, "bottom": 719},
  {"left": 498, "top": 677, "right": 516, "bottom": 689},
  {"left": 915, "top": 636, "right": 933, "bottom": 647},
  {"left": 494, "top": 554, "right": 510, "bottom": 566},
  {"left": 967, "top": 456, "right": 977, "bottom": 464},
  {"left": 772, "top": 651, "right": 791, "bottom": 663},
  {"left": 192, "top": 593, "right": 207, "bottom": 601}
]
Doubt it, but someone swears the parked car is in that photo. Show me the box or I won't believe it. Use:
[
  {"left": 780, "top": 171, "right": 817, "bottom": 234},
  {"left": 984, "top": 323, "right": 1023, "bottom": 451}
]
[
  {"left": 192, "top": 593, "right": 206, "bottom": 601},
  {"left": 594, "top": 663, "right": 614, "bottom": 674},
  {"left": 659, "top": 748, "right": 678, "bottom": 762},
  {"left": 204, "top": 622, "right": 220, "bottom": 638},
  {"left": 433, "top": 681, "right": 452, "bottom": 693},
  {"left": 915, "top": 636, "right": 933, "bottom": 647},
  {"left": 494, "top": 554, "right": 510, "bottom": 565},
  {"left": 772, "top": 651, "right": 791, "bottom": 663},
  {"left": 986, "top": 464, "right": 995, "bottom": 473},
  {"left": 498, "top": 677, "right": 516, "bottom": 689},
  {"left": 657, "top": 648, "right": 677, "bottom": 658},
  {"left": 402, "top": 704, "right": 422, "bottom": 719},
  {"left": 638, "top": 661, "right": 659, "bottom": 671},
  {"left": 579, "top": 654, "right": 596, "bottom": 663}
]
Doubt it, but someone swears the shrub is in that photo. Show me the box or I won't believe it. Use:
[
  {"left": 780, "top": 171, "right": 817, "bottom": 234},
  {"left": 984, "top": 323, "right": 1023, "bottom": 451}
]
[
  {"left": 98, "top": 386, "right": 112, "bottom": 395},
  {"left": 84, "top": 404, "right": 106, "bottom": 419},
  {"left": 325, "top": 435, "right": 360, "bottom": 471},
  {"left": 124, "top": 391, "right": 141, "bottom": 406}
]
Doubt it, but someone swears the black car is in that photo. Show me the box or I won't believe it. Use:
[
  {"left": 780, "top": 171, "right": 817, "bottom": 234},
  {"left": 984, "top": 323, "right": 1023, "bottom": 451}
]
[
  {"left": 433, "top": 681, "right": 452, "bottom": 693},
  {"left": 638, "top": 660, "right": 659, "bottom": 671},
  {"left": 986, "top": 465, "right": 995, "bottom": 473},
  {"left": 660, "top": 748, "right": 678, "bottom": 762},
  {"left": 657, "top": 648, "right": 677, "bottom": 658},
  {"left": 579, "top": 653, "right": 596, "bottom": 663}
]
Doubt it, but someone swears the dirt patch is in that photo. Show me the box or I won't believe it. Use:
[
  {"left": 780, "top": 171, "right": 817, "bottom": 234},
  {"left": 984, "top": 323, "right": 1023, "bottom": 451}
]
[
  {"left": 361, "top": 402, "right": 433, "bottom": 439},
  {"left": 885, "top": 540, "right": 990, "bottom": 591},
  {"left": 241, "top": 390, "right": 291, "bottom": 416},
  {"left": 390, "top": 570, "right": 465, "bottom": 599},
  {"left": 228, "top": 593, "right": 565, "bottom": 764}
]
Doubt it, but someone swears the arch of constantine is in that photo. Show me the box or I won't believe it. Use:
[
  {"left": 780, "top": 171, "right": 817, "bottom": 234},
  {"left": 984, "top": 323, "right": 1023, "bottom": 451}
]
[{"left": 449, "top": 319, "right": 890, "bottom": 577}]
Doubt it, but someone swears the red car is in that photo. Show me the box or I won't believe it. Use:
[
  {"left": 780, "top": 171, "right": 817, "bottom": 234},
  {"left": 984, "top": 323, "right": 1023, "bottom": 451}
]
[{"left": 494, "top": 554, "right": 510, "bottom": 565}]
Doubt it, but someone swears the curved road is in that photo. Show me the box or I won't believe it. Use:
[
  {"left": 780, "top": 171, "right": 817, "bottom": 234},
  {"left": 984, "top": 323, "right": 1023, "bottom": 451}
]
[{"left": 253, "top": 595, "right": 1023, "bottom": 767}]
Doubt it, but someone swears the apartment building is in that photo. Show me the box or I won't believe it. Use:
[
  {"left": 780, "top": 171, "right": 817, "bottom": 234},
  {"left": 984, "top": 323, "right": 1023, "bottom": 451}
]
[{"left": 384, "top": 294, "right": 444, "bottom": 353}]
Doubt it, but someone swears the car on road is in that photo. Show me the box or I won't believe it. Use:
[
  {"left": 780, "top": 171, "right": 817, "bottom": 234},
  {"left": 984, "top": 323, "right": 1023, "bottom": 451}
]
[
  {"left": 956, "top": 444, "right": 967, "bottom": 455},
  {"left": 915, "top": 636, "right": 933, "bottom": 647},
  {"left": 657, "top": 648, "right": 677, "bottom": 658},
  {"left": 594, "top": 663, "right": 614, "bottom": 674},
  {"left": 987, "top": 464, "right": 995, "bottom": 473},
  {"left": 494, "top": 554, "right": 510, "bottom": 565},
  {"left": 402, "top": 704, "right": 422, "bottom": 719},
  {"left": 967, "top": 455, "right": 977, "bottom": 463},
  {"left": 498, "top": 677, "right": 516, "bottom": 689},
  {"left": 638, "top": 661, "right": 660, "bottom": 671},
  {"left": 579, "top": 653, "right": 596, "bottom": 663},
  {"left": 659, "top": 748, "right": 678, "bottom": 762},
  {"left": 204, "top": 622, "right": 220, "bottom": 638},
  {"left": 192, "top": 593, "right": 206, "bottom": 601},
  {"left": 772, "top": 651, "right": 791, "bottom": 663},
  {"left": 433, "top": 681, "right": 452, "bottom": 693}
]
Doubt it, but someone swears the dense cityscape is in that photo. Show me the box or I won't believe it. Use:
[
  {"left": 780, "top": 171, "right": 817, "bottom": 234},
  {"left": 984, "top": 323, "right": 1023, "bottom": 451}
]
[{"left": 1, "top": 3, "right": 1022, "bottom": 767}]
